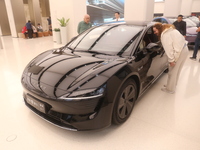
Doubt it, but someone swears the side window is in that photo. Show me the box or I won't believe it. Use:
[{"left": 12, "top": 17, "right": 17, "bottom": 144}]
[
  {"left": 153, "top": 18, "right": 162, "bottom": 23},
  {"left": 135, "top": 27, "right": 160, "bottom": 61}
]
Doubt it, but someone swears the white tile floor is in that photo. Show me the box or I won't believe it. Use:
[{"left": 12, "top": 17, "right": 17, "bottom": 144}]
[{"left": 0, "top": 35, "right": 200, "bottom": 150}]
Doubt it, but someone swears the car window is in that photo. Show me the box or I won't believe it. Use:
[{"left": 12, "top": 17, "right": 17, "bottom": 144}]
[
  {"left": 153, "top": 18, "right": 168, "bottom": 24},
  {"left": 69, "top": 25, "right": 143, "bottom": 55},
  {"left": 153, "top": 18, "right": 162, "bottom": 23},
  {"left": 135, "top": 27, "right": 159, "bottom": 60},
  {"left": 161, "top": 18, "right": 168, "bottom": 24}
]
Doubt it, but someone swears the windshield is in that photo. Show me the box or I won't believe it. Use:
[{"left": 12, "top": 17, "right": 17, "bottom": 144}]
[{"left": 68, "top": 25, "right": 143, "bottom": 55}]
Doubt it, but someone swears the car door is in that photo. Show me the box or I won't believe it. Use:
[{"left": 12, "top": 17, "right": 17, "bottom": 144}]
[{"left": 133, "top": 26, "right": 168, "bottom": 89}]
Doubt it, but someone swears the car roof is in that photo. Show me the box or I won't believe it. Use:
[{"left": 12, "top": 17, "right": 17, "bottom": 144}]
[{"left": 100, "top": 21, "right": 155, "bottom": 28}]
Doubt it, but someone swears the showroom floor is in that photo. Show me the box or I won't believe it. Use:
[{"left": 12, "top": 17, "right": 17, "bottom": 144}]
[{"left": 0, "top": 35, "right": 200, "bottom": 150}]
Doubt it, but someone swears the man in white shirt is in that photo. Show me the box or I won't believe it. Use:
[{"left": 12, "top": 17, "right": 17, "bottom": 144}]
[{"left": 114, "top": 12, "right": 121, "bottom": 21}]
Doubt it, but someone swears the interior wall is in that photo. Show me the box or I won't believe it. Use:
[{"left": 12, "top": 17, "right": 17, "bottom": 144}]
[
  {"left": 11, "top": 0, "right": 26, "bottom": 36},
  {"left": 24, "top": 4, "right": 30, "bottom": 22},
  {"left": 154, "top": 2, "right": 165, "bottom": 14},
  {"left": 191, "top": 0, "right": 200, "bottom": 12},
  {"left": 154, "top": 0, "right": 200, "bottom": 15},
  {"left": 40, "top": 0, "right": 50, "bottom": 17},
  {"left": 0, "top": 0, "right": 11, "bottom": 35},
  {"left": 49, "top": 0, "right": 87, "bottom": 41},
  {"left": 125, "top": 0, "right": 154, "bottom": 22}
]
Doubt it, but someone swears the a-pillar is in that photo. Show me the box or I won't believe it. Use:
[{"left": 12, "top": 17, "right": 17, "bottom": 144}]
[
  {"left": 28, "top": 0, "right": 42, "bottom": 26},
  {"left": 124, "top": 0, "right": 155, "bottom": 23},
  {"left": 180, "top": 0, "right": 193, "bottom": 16},
  {"left": 49, "top": 0, "right": 87, "bottom": 42},
  {"left": 4, "top": 0, "right": 26, "bottom": 37},
  {"left": 0, "top": 0, "right": 11, "bottom": 36},
  {"left": 163, "top": 0, "right": 182, "bottom": 17}
]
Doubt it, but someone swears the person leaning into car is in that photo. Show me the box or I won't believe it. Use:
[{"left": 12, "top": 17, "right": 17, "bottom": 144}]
[
  {"left": 173, "top": 15, "right": 186, "bottom": 38},
  {"left": 77, "top": 14, "right": 92, "bottom": 34},
  {"left": 153, "top": 23, "right": 189, "bottom": 94}
]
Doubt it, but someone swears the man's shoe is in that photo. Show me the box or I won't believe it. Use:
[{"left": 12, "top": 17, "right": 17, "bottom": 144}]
[
  {"left": 190, "top": 57, "right": 196, "bottom": 60},
  {"left": 161, "top": 88, "right": 174, "bottom": 94}
]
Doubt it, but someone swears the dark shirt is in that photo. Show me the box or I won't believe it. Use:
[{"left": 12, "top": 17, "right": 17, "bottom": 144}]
[
  {"left": 47, "top": 18, "right": 51, "bottom": 25},
  {"left": 173, "top": 20, "right": 186, "bottom": 36},
  {"left": 26, "top": 22, "right": 32, "bottom": 30},
  {"left": 197, "top": 22, "right": 200, "bottom": 38}
]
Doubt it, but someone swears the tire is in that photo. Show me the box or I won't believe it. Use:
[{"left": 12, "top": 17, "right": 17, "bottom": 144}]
[{"left": 112, "top": 79, "right": 138, "bottom": 125}]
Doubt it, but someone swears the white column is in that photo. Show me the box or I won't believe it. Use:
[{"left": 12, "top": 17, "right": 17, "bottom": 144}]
[
  {"left": 163, "top": 0, "right": 182, "bottom": 17},
  {"left": 0, "top": 0, "right": 11, "bottom": 36},
  {"left": 124, "top": 0, "right": 155, "bottom": 23},
  {"left": 154, "top": 2, "right": 165, "bottom": 15},
  {"left": 28, "top": 0, "right": 42, "bottom": 26},
  {"left": 191, "top": 0, "right": 200, "bottom": 13},
  {"left": 0, "top": 36, "right": 3, "bottom": 49},
  {"left": 49, "top": 0, "right": 87, "bottom": 43},
  {"left": 4, "top": 0, "right": 26, "bottom": 37},
  {"left": 180, "top": 0, "right": 193, "bottom": 16}
]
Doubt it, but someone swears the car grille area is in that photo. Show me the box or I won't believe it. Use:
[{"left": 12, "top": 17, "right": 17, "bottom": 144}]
[{"left": 23, "top": 93, "right": 101, "bottom": 131}]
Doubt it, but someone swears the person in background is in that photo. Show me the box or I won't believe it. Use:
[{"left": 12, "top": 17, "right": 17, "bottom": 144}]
[
  {"left": 153, "top": 23, "right": 189, "bottom": 94},
  {"left": 190, "top": 15, "right": 200, "bottom": 61},
  {"left": 47, "top": 16, "right": 51, "bottom": 30},
  {"left": 173, "top": 15, "right": 186, "bottom": 38},
  {"left": 26, "top": 20, "right": 33, "bottom": 39},
  {"left": 49, "top": 24, "right": 52, "bottom": 32},
  {"left": 114, "top": 12, "right": 121, "bottom": 21},
  {"left": 37, "top": 23, "right": 43, "bottom": 32},
  {"left": 32, "top": 25, "right": 38, "bottom": 37},
  {"left": 22, "top": 25, "right": 28, "bottom": 38},
  {"left": 77, "top": 14, "right": 92, "bottom": 34}
]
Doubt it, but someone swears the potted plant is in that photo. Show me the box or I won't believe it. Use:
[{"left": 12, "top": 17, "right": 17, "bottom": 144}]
[
  {"left": 57, "top": 17, "right": 70, "bottom": 27},
  {"left": 54, "top": 28, "right": 60, "bottom": 32},
  {"left": 54, "top": 28, "right": 61, "bottom": 44},
  {"left": 57, "top": 17, "right": 70, "bottom": 44}
]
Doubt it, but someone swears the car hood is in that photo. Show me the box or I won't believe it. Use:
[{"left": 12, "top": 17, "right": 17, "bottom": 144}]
[{"left": 22, "top": 50, "right": 128, "bottom": 98}]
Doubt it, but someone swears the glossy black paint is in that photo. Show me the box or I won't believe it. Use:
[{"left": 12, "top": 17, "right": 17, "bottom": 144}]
[{"left": 21, "top": 23, "right": 168, "bottom": 131}]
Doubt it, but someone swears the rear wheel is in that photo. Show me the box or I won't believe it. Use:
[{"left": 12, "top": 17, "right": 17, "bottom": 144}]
[{"left": 112, "top": 79, "right": 138, "bottom": 125}]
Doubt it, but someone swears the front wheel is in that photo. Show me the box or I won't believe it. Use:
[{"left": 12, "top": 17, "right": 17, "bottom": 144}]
[{"left": 112, "top": 79, "right": 138, "bottom": 125}]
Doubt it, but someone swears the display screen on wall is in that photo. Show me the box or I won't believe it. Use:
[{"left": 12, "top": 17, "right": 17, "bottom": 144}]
[{"left": 86, "top": 0, "right": 124, "bottom": 25}]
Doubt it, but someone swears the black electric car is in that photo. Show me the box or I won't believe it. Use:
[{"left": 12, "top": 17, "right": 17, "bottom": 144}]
[{"left": 21, "top": 22, "right": 168, "bottom": 131}]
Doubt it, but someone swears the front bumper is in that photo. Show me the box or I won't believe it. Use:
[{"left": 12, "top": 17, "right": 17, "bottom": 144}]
[{"left": 23, "top": 89, "right": 112, "bottom": 131}]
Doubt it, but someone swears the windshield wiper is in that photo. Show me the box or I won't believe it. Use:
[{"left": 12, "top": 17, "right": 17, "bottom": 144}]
[
  {"left": 66, "top": 46, "right": 75, "bottom": 53},
  {"left": 73, "top": 50, "right": 113, "bottom": 56},
  {"left": 88, "top": 51, "right": 113, "bottom": 56}
]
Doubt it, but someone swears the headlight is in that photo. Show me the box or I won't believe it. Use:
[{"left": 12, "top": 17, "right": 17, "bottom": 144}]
[{"left": 59, "top": 84, "right": 106, "bottom": 101}]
